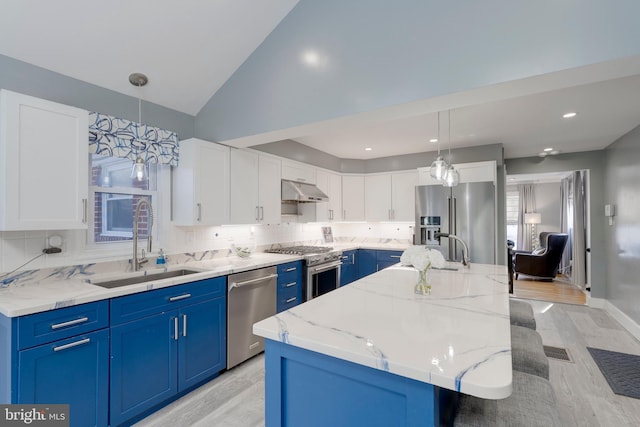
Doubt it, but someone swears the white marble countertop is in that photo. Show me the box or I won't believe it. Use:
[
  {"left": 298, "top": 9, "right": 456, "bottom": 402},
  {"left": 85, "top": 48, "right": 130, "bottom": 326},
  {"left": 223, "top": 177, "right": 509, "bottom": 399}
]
[
  {"left": 0, "top": 253, "right": 300, "bottom": 317},
  {"left": 253, "top": 262, "right": 512, "bottom": 399}
]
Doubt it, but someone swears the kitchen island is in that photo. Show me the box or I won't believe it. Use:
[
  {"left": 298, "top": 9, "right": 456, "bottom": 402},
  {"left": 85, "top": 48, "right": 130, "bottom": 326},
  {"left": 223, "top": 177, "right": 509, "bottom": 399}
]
[{"left": 253, "top": 263, "right": 512, "bottom": 427}]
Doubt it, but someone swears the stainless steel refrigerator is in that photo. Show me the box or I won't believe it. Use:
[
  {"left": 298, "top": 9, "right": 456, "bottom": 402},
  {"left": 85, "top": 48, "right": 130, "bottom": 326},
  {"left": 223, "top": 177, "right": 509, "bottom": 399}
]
[{"left": 414, "top": 183, "right": 496, "bottom": 265}]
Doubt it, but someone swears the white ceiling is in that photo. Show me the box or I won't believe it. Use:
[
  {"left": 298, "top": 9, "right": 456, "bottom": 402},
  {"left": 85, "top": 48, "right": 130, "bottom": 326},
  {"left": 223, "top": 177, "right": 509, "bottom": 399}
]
[{"left": 2, "top": 1, "right": 640, "bottom": 160}]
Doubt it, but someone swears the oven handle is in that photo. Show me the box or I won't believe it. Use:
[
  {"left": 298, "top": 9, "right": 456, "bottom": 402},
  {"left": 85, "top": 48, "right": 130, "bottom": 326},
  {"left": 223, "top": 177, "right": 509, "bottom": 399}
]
[
  {"left": 229, "top": 273, "right": 278, "bottom": 290},
  {"left": 309, "top": 260, "right": 342, "bottom": 274}
]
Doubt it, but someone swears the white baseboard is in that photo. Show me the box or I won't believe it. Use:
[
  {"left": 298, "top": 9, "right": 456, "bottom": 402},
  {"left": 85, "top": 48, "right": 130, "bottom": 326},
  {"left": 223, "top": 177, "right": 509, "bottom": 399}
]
[{"left": 589, "top": 297, "right": 640, "bottom": 342}]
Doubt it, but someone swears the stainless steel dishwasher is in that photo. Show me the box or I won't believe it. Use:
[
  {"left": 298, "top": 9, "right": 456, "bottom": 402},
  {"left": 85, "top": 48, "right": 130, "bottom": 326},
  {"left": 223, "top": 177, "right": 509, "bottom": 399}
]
[{"left": 227, "top": 266, "right": 278, "bottom": 369}]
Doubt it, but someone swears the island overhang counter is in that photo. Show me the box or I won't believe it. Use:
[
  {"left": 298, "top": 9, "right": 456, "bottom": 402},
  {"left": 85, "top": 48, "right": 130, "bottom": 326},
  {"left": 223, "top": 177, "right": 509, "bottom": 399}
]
[{"left": 253, "top": 263, "right": 512, "bottom": 427}]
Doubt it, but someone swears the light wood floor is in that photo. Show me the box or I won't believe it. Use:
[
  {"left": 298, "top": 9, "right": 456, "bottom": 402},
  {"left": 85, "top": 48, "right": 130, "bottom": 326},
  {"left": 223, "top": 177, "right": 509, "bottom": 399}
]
[
  {"left": 135, "top": 301, "right": 640, "bottom": 427},
  {"left": 512, "top": 275, "right": 587, "bottom": 305}
]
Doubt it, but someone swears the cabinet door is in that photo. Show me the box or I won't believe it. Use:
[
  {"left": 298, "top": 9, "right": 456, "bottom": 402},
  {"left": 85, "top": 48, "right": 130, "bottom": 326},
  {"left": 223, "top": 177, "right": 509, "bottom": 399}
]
[
  {"left": 340, "top": 250, "right": 358, "bottom": 286},
  {"left": 358, "top": 249, "right": 377, "bottom": 278},
  {"left": 230, "top": 149, "right": 260, "bottom": 224},
  {"left": 342, "top": 175, "right": 365, "bottom": 221},
  {"left": 377, "top": 250, "right": 403, "bottom": 270},
  {"left": 18, "top": 329, "right": 108, "bottom": 427},
  {"left": 0, "top": 90, "right": 88, "bottom": 230},
  {"left": 365, "top": 174, "right": 392, "bottom": 221},
  {"left": 259, "top": 154, "right": 281, "bottom": 224},
  {"left": 281, "top": 160, "right": 316, "bottom": 184},
  {"left": 110, "top": 312, "right": 177, "bottom": 426},
  {"left": 178, "top": 297, "right": 226, "bottom": 391},
  {"left": 315, "top": 170, "right": 331, "bottom": 222},
  {"left": 173, "top": 139, "right": 229, "bottom": 225},
  {"left": 391, "top": 171, "right": 418, "bottom": 221}
]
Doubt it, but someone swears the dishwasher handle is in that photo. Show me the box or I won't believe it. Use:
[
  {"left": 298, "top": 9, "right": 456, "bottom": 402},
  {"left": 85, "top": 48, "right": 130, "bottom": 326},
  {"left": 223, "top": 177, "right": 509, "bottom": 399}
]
[{"left": 229, "top": 273, "right": 278, "bottom": 291}]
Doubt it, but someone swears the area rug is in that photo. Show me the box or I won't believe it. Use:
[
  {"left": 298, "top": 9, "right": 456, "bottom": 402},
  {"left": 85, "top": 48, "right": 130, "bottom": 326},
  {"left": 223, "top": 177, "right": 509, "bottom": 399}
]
[{"left": 587, "top": 347, "right": 640, "bottom": 399}]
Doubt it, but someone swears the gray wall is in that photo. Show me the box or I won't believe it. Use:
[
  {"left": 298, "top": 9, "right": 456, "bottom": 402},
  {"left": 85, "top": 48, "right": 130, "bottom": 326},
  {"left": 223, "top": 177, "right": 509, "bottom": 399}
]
[
  {"left": 604, "top": 124, "right": 640, "bottom": 325},
  {"left": 0, "top": 55, "right": 194, "bottom": 139},
  {"left": 505, "top": 151, "right": 607, "bottom": 299},
  {"left": 196, "top": 0, "right": 640, "bottom": 143}
]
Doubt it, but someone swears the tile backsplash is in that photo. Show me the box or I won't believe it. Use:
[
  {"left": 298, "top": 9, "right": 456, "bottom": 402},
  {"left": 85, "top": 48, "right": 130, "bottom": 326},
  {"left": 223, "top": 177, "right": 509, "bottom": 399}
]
[{"left": 0, "top": 222, "right": 415, "bottom": 275}]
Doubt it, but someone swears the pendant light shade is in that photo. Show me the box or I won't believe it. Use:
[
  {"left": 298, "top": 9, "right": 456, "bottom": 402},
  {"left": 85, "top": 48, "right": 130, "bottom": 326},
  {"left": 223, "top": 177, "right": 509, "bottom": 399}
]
[
  {"left": 429, "top": 111, "right": 449, "bottom": 180},
  {"left": 131, "top": 156, "right": 147, "bottom": 181},
  {"left": 430, "top": 156, "right": 448, "bottom": 180},
  {"left": 442, "top": 165, "right": 459, "bottom": 187},
  {"left": 129, "top": 73, "right": 148, "bottom": 182}
]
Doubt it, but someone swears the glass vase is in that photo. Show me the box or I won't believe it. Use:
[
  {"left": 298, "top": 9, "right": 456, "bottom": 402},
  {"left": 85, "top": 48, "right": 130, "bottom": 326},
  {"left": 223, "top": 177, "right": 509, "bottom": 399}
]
[{"left": 414, "top": 267, "right": 431, "bottom": 295}]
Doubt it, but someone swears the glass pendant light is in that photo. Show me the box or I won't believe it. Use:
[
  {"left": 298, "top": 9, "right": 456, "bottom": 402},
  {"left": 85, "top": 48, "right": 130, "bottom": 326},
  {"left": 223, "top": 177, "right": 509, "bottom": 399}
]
[
  {"left": 442, "top": 110, "right": 459, "bottom": 187},
  {"left": 129, "top": 73, "right": 148, "bottom": 182},
  {"left": 429, "top": 111, "right": 448, "bottom": 180}
]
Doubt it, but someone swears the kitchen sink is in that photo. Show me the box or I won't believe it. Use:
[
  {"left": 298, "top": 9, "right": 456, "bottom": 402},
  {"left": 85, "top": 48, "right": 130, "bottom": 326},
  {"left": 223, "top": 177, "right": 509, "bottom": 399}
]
[{"left": 92, "top": 269, "right": 202, "bottom": 289}]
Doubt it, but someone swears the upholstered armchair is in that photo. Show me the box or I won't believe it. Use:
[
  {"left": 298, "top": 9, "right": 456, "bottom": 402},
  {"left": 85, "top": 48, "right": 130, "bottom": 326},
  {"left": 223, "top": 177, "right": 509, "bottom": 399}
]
[{"left": 514, "top": 232, "right": 569, "bottom": 281}]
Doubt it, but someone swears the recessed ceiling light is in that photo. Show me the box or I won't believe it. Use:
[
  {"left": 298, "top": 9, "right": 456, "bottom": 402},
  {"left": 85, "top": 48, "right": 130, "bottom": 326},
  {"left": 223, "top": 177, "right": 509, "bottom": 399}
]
[
  {"left": 562, "top": 112, "right": 577, "bottom": 119},
  {"left": 365, "top": 147, "right": 372, "bottom": 151},
  {"left": 544, "top": 147, "right": 553, "bottom": 152},
  {"left": 429, "top": 138, "right": 438, "bottom": 143}
]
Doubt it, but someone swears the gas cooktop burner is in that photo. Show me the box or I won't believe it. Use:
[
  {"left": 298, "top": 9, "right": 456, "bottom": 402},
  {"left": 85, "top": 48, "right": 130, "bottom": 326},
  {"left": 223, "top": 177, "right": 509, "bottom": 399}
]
[{"left": 265, "top": 245, "right": 333, "bottom": 255}]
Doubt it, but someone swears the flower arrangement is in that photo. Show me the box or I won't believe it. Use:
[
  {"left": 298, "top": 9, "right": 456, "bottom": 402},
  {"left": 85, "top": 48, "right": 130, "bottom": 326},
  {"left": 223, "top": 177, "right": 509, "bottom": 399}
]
[{"left": 400, "top": 246, "right": 446, "bottom": 294}]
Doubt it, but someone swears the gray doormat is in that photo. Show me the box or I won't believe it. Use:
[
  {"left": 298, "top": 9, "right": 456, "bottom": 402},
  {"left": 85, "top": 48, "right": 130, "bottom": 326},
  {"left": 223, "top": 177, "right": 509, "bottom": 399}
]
[{"left": 587, "top": 347, "right": 640, "bottom": 399}]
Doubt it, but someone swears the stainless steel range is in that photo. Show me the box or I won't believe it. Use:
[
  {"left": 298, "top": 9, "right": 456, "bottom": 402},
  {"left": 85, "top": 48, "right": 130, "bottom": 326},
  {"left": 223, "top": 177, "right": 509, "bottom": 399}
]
[{"left": 265, "top": 246, "right": 343, "bottom": 300}]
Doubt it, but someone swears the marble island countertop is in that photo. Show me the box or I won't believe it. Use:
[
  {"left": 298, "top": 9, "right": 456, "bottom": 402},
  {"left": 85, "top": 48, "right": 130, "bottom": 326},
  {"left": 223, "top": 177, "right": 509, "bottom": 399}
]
[
  {"left": 253, "top": 262, "right": 512, "bottom": 399},
  {"left": 0, "top": 253, "right": 301, "bottom": 318}
]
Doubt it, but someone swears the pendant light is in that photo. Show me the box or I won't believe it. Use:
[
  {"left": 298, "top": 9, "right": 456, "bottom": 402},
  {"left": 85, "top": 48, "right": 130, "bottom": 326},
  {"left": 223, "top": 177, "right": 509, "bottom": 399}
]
[
  {"left": 442, "top": 110, "right": 459, "bottom": 187},
  {"left": 429, "top": 111, "right": 448, "bottom": 180},
  {"left": 129, "top": 72, "right": 148, "bottom": 182}
]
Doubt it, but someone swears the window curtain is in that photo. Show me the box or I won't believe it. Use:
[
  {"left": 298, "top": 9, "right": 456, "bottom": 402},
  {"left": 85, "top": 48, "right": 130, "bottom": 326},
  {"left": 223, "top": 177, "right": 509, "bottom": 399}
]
[
  {"left": 572, "top": 171, "right": 587, "bottom": 289},
  {"left": 517, "top": 184, "right": 536, "bottom": 251},
  {"left": 88, "top": 112, "right": 179, "bottom": 166}
]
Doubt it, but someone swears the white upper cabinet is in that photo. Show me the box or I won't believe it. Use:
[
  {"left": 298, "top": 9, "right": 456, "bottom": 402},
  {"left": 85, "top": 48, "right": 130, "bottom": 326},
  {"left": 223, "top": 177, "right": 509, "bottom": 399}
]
[
  {"left": 365, "top": 174, "right": 392, "bottom": 221},
  {"left": 364, "top": 171, "right": 418, "bottom": 221},
  {"left": 342, "top": 175, "right": 365, "bottom": 221},
  {"left": 0, "top": 90, "right": 89, "bottom": 230},
  {"left": 418, "top": 161, "right": 496, "bottom": 185},
  {"left": 172, "top": 138, "right": 229, "bottom": 226},
  {"left": 229, "top": 149, "right": 281, "bottom": 224},
  {"left": 391, "top": 171, "right": 418, "bottom": 221},
  {"left": 316, "top": 169, "right": 342, "bottom": 221},
  {"left": 281, "top": 160, "right": 316, "bottom": 184}
]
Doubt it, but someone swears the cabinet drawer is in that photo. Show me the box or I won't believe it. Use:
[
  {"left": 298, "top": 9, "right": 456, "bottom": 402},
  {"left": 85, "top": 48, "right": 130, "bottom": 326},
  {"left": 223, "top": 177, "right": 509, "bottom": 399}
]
[
  {"left": 277, "top": 261, "right": 302, "bottom": 282},
  {"left": 377, "top": 250, "right": 403, "bottom": 263},
  {"left": 17, "top": 301, "right": 109, "bottom": 350},
  {"left": 110, "top": 277, "right": 225, "bottom": 325},
  {"left": 277, "top": 287, "right": 302, "bottom": 312}
]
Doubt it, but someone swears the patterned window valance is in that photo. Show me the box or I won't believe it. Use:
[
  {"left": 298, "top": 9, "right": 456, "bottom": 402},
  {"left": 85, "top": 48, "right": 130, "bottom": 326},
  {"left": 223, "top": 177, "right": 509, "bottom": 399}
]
[{"left": 88, "top": 112, "right": 179, "bottom": 166}]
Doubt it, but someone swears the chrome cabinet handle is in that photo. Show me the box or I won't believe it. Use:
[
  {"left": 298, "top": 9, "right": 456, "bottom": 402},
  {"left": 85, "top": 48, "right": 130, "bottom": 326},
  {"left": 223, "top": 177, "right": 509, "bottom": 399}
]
[
  {"left": 182, "top": 314, "right": 187, "bottom": 337},
  {"left": 260, "top": 206, "right": 264, "bottom": 220},
  {"left": 256, "top": 206, "right": 260, "bottom": 221},
  {"left": 51, "top": 317, "right": 89, "bottom": 330},
  {"left": 285, "top": 267, "right": 297, "bottom": 272},
  {"left": 352, "top": 254, "right": 355, "bottom": 264},
  {"left": 197, "top": 203, "right": 202, "bottom": 222},
  {"left": 169, "top": 293, "right": 192, "bottom": 302},
  {"left": 53, "top": 338, "right": 90, "bottom": 352},
  {"left": 284, "top": 281, "right": 297, "bottom": 287},
  {"left": 390, "top": 255, "right": 401, "bottom": 259},
  {"left": 285, "top": 297, "right": 297, "bottom": 303},
  {"left": 173, "top": 317, "right": 179, "bottom": 341},
  {"left": 82, "top": 199, "right": 88, "bottom": 223}
]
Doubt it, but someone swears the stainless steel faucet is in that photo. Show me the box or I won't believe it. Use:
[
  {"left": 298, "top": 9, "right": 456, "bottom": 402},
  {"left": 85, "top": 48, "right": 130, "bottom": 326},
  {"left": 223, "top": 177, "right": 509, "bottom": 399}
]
[
  {"left": 435, "top": 232, "right": 470, "bottom": 267},
  {"left": 132, "top": 198, "right": 153, "bottom": 271}
]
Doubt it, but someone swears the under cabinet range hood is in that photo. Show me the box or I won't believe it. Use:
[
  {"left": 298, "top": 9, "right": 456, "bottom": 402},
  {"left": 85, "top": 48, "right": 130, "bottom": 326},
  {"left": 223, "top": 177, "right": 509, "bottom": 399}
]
[{"left": 281, "top": 179, "right": 329, "bottom": 202}]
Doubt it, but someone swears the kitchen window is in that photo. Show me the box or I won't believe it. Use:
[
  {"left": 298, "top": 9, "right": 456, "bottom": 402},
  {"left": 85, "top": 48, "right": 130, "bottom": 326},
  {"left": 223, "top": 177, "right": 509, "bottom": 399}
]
[{"left": 89, "top": 155, "right": 157, "bottom": 243}]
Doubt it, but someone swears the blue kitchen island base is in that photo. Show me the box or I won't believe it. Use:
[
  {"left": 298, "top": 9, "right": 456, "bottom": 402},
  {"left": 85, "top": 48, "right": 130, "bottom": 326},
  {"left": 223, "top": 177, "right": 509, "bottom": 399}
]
[{"left": 264, "top": 339, "right": 448, "bottom": 427}]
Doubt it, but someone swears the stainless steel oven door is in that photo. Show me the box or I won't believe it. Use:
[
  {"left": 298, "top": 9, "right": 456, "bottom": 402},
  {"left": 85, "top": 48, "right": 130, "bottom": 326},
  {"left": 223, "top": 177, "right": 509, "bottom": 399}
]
[{"left": 305, "top": 260, "right": 342, "bottom": 301}]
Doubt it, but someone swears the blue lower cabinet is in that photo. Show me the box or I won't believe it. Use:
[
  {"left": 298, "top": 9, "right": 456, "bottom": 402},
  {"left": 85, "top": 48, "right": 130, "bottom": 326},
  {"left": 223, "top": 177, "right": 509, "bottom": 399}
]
[
  {"left": 178, "top": 298, "right": 226, "bottom": 391},
  {"left": 109, "top": 277, "right": 226, "bottom": 426},
  {"left": 110, "top": 312, "right": 178, "bottom": 426},
  {"left": 357, "top": 249, "right": 377, "bottom": 279},
  {"left": 340, "top": 250, "right": 358, "bottom": 286},
  {"left": 376, "top": 250, "right": 403, "bottom": 271},
  {"left": 277, "top": 261, "right": 303, "bottom": 312},
  {"left": 18, "top": 328, "right": 109, "bottom": 427}
]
